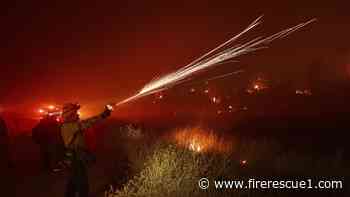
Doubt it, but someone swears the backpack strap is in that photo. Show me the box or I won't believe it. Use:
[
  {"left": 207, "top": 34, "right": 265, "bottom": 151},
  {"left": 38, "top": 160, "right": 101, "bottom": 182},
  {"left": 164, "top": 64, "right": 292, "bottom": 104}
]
[{"left": 67, "top": 123, "right": 83, "bottom": 148}]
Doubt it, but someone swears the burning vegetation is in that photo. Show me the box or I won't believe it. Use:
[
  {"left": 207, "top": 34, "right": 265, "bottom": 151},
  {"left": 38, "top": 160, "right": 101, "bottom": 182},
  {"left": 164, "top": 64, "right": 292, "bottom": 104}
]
[
  {"left": 171, "top": 126, "right": 234, "bottom": 153},
  {"left": 246, "top": 77, "right": 269, "bottom": 94},
  {"left": 103, "top": 125, "right": 347, "bottom": 197}
]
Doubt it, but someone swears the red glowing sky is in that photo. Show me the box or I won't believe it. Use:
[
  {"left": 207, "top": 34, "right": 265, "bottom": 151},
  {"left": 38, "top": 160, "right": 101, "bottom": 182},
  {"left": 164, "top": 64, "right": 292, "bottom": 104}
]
[{"left": 1, "top": 1, "right": 350, "bottom": 113}]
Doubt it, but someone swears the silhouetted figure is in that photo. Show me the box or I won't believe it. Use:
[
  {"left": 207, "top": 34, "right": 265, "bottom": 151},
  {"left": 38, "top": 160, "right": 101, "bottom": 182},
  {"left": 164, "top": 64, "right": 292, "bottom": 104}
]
[
  {"left": 0, "top": 117, "right": 11, "bottom": 168},
  {"left": 32, "top": 115, "right": 59, "bottom": 171},
  {"left": 61, "top": 103, "right": 112, "bottom": 197}
]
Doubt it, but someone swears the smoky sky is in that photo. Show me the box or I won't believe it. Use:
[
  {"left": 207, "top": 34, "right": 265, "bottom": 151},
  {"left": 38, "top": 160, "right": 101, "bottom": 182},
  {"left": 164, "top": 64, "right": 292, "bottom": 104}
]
[{"left": 1, "top": 0, "right": 350, "bottom": 110}]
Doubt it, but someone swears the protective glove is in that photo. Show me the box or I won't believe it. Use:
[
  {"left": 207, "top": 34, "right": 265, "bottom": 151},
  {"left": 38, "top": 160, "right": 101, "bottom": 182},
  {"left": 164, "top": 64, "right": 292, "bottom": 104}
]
[{"left": 101, "top": 104, "right": 113, "bottom": 118}]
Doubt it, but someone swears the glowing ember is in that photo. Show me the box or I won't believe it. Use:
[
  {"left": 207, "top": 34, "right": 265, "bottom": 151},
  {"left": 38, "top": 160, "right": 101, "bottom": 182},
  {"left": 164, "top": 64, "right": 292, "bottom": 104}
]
[
  {"left": 48, "top": 105, "right": 55, "bottom": 110},
  {"left": 204, "top": 89, "right": 209, "bottom": 94}
]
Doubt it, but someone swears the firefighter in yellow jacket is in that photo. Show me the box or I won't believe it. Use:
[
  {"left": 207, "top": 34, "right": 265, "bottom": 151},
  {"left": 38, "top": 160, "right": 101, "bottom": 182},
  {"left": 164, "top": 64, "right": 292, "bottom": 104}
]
[{"left": 61, "top": 103, "right": 112, "bottom": 197}]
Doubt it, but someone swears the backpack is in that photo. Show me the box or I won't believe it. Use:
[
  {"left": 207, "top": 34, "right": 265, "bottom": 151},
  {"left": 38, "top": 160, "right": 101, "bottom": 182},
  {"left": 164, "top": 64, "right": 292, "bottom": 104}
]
[{"left": 32, "top": 120, "right": 67, "bottom": 172}]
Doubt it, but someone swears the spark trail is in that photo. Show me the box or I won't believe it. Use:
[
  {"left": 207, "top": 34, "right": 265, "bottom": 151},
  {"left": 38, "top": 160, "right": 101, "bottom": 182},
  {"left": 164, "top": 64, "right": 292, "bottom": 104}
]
[{"left": 115, "top": 16, "right": 316, "bottom": 106}]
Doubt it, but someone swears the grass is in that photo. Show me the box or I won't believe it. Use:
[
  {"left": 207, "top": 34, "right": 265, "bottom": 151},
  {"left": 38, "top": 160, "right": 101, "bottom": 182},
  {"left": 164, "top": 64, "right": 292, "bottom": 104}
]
[{"left": 102, "top": 125, "right": 348, "bottom": 197}]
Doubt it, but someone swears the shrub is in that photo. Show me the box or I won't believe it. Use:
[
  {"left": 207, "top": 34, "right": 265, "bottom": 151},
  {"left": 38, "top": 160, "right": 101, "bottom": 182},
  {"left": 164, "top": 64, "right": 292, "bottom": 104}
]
[{"left": 107, "top": 142, "right": 241, "bottom": 197}]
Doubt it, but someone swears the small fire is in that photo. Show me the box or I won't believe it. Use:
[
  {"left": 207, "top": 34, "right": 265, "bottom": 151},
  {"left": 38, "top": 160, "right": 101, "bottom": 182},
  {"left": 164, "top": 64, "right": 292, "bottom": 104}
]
[
  {"left": 172, "top": 126, "right": 233, "bottom": 153},
  {"left": 247, "top": 77, "right": 269, "bottom": 94},
  {"left": 240, "top": 160, "right": 248, "bottom": 166},
  {"left": 189, "top": 141, "right": 202, "bottom": 152},
  {"left": 228, "top": 105, "right": 234, "bottom": 113},
  {"left": 211, "top": 96, "right": 221, "bottom": 104}
]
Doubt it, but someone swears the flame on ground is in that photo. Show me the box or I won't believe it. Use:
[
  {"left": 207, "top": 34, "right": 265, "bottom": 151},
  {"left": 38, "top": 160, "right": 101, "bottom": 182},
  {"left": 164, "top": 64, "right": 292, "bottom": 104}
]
[{"left": 172, "top": 126, "right": 234, "bottom": 153}]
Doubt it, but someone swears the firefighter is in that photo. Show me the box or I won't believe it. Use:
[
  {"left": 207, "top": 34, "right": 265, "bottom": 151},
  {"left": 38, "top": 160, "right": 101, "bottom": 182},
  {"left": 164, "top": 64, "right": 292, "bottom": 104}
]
[{"left": 61, "top": 103, "right": 112, "bottom": 197}]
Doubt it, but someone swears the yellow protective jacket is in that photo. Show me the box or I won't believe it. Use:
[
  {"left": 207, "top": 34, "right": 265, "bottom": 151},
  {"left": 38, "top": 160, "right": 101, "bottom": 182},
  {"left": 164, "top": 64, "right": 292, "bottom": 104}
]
[{"left": 61, "top": 114, "right": 105, "bottom": 150}]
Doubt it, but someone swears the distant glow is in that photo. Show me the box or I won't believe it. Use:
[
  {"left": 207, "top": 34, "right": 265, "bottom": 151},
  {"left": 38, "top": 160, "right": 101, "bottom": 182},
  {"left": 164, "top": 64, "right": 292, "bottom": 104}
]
[
  {"left": 115, "top": 17, "right": 316, "bottom": 106},
  {"left": 296, "top": 89, "right": 312, "bottom": 96},
  {"left": 204, "top": 89, "right": 209, "bottom": 94},
  {"left": 37, "top": 105, "right": 63, "bottom": 119}
]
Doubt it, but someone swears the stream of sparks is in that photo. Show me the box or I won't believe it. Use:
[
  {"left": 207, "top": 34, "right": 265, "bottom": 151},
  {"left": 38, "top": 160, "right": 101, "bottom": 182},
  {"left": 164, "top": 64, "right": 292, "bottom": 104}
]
[{"left": 115, "top": 16, "right": 316, "bottom": 106}]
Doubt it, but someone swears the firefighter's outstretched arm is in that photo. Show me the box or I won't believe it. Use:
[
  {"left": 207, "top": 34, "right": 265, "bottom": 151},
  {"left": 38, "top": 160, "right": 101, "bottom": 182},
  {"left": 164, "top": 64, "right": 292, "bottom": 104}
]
[{"left": 80, "top": 105, "right": 113, "bottom": 130}]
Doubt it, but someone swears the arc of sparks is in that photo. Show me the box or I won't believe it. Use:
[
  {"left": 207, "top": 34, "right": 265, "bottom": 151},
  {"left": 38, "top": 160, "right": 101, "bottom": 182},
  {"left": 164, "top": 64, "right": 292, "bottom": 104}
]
[{"left": 115, "top": 16, "right": 316, "bottom": 106}]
